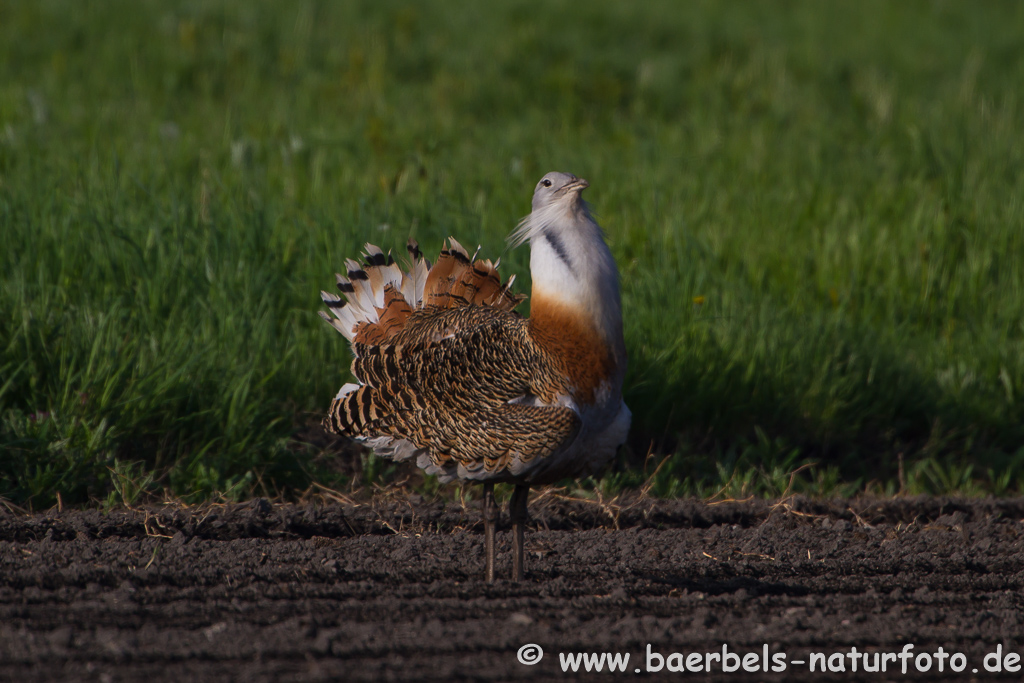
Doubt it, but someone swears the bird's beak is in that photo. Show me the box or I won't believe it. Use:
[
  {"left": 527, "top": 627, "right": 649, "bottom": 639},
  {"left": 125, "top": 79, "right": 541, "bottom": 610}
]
[{"left": 564, "top": 177, "right": 589, "bottom": 194}]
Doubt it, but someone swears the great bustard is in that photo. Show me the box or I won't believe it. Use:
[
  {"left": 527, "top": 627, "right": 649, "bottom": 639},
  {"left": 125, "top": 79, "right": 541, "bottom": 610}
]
[{"left": 319, "top": 172, "right": 630, "bottom": 582}]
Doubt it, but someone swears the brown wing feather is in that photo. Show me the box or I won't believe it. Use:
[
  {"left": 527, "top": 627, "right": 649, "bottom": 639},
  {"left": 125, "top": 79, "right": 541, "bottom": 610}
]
[
  {"left": 352, "top": 285, "right": 415, "bottom": 345},
  {"left": 422, "top": 242, "right": 466, "bottom": 308}
]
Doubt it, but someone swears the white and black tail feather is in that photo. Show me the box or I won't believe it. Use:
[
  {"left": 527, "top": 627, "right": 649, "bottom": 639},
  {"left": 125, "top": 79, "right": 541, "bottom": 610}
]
[{"left": 319, "top": 239, "right": 429, "bottom": 342}]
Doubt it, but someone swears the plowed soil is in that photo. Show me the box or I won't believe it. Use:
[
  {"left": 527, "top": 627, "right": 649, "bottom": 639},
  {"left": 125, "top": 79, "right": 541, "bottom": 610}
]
[{"left": 3, "top": 495, "right": 1024, "bottom": 682}]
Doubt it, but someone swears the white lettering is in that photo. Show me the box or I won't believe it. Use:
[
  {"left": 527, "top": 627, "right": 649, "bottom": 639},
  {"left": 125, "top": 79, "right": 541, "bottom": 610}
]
[
  {"left": 606, "top": 652, "right": 630, "bottom": 672},
  {"left": 898, "top": 644, "right": 915, "bottom": 674},
  {"left": 722, "top": 645, "right": 740, "bottom": 672},
  {"left": 985, "top": 644, "right": 1003, "bottom": 673},
  {"left": 646, "top": 644, "right": 663, "bottom": 673},
  {"left": 559, "top": 652, "right": 582, "bottom": 672},
  {"left": 846, "top": 646, "right": 859, "bottom": 672}
]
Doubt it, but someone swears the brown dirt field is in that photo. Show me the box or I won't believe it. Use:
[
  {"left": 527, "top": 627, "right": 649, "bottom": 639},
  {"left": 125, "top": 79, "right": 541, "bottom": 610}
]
[{"left": 3, "top": 495, "right": 1024, "bottom": 682}]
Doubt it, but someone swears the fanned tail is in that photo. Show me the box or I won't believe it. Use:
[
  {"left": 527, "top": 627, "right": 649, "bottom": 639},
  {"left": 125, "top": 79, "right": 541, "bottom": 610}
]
[{"left": 319, "top": 237, "right": 524, "bottom": 346}]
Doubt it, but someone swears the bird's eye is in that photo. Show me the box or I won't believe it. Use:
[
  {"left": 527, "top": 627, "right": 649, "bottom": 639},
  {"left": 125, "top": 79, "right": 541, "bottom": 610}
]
[{"left": 541, "top": 179, "right": 552, "bottom": 187}]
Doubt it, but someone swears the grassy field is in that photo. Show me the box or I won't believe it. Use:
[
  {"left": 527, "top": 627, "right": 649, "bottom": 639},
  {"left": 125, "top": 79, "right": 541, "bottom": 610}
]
[{"left": 2, "top": 0, "right": 1024, "bottom": 508}]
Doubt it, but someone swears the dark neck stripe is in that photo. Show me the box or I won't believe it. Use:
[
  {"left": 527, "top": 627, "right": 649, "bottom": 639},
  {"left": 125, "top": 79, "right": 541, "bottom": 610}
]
[{"left": 544, "top": 231, "right": 573, "bottom": 272}]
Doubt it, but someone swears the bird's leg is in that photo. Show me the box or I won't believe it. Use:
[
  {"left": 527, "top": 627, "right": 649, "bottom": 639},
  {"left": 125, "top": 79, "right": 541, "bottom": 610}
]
[
  {"left": 510, "top": 484, "right": 530, "bottom": 582},
  {"left": 482, "top": 482, "right": 497, "bottom": 583}
]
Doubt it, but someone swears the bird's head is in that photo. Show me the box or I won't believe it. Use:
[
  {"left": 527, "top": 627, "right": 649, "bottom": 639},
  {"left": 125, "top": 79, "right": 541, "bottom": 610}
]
[
  {"left": 531, "top": 172, "right": 589, "bottom": 212},
  {"left": 509, "top": 171, "right": 594, "bottom": 250}
]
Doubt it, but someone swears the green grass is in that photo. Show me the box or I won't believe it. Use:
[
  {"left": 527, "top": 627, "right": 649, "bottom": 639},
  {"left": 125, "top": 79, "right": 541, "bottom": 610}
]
[{"left": 2, "top": 0, "right": 1024, "bottom": 508}]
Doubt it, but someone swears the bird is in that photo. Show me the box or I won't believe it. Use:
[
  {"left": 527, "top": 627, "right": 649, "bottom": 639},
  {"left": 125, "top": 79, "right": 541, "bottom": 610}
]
[{"left": 318, "top": 172, "right": 630, "bottom": 582}]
